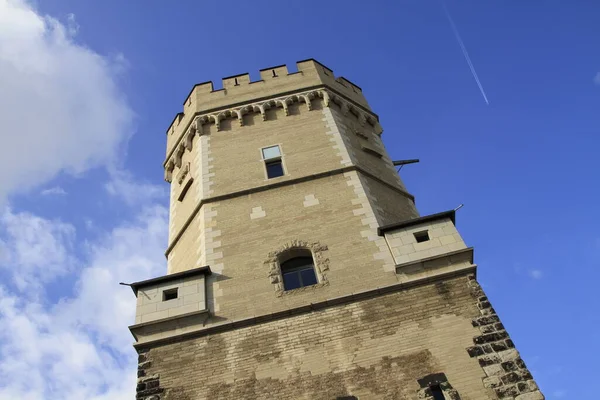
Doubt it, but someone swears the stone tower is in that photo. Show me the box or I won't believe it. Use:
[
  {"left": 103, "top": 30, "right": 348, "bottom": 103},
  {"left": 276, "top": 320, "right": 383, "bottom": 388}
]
[{"left": 128, "top": 59, "right": 543, "bottom": 400}]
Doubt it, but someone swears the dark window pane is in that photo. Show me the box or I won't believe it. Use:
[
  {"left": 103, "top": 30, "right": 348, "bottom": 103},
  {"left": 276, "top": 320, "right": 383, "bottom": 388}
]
[
  {"left": 266, "top": 160, "right": 284, "bottom": 178},
  {"left": 300, "top": 268, "right": 318, "bottom": 287},
  {"left": 414, "top": 230, "right": 430, "bottom": 243},
  {"left": 163, "top": 288, "right": 178, "bottom": 301},
  {"left": 283, "top": 271, "right": 301, "bottom": 290},
  {"left": 431, "top": 385, "right": 445, "bottom": 400},
  {"left": 281, "top": 256, "right": 313, "bottom": 271}
]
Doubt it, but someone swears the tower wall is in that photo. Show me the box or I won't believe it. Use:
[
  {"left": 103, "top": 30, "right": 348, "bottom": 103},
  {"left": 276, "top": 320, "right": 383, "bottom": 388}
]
[
  {"left": 135, "top": 274, "right": 540, "bottom": 400},
  {"left": 130, "top": 59, "right": 544, "bottom": 400}
]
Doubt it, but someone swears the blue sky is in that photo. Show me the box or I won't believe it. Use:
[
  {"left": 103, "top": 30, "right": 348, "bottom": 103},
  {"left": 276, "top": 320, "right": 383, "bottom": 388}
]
[{"left": 0, "top": 0, "right": 598, "bottom": 398}]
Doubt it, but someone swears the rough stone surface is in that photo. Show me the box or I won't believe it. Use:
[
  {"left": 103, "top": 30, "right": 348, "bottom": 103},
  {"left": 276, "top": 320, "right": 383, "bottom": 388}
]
[
  {"left": 138, "top": 275, "right": 535, "bottom": 399},
  {"left": 466, "top": 277, "right": 544, "bottom": 400}
]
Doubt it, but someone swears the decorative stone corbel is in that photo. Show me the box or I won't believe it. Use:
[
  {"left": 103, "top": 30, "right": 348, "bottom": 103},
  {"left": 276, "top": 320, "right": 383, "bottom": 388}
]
[
  {"left": 209, "top": 114, "right": 221, "bottom": 131},
  {"left": 277, "top": 99, "right": 290, "bottom": 116},
  {"left": 176, "top": 162, "right": 190, "bottom": 185},
  {"left": 300, "top": 94, "right": 312, "bottom": 111},
  {"left": 358, "top": 113, "right": 367, "bottom": 126},
  {"left": 321, "top": 90, "right": 331, "bottom": 107},
  {"left": 184, "top": 129, "right": 194, "bottom": 151},
  {"left": 164, "top": 160, "right": 175, "bottom": 183},
  {"left": 235, "top": 108, "right": 246, "bottom": 126},
  {"left": 194, "top": 117, "right": 205, "bottom": 136},
  {"left": 341, "top": 102, "right": 350, "bottom": 116},
  {"left": 373, "top": 122, "right": 383, "bottom": 135},
  {"left": 253, "top": 104, "right": 266, "bottom": 121},
  {"left": 174, "top": 144, "right": 185, "bottom": 168}
]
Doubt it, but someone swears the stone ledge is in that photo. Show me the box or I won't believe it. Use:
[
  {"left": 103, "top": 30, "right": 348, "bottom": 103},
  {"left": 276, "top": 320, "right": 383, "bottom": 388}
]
[
  {"left": 164, "top": 165, "right": 414, "bottom": 258},
  {"left": 128, "top": 266, "right": 211, "bottom": 295},
  {"left": 378, "top": 210, "right": 456, "bottom": 236},
  {"left": 395, "top": 248, "right": 474, "bottom": 273},
  {"left": 132, "top": 264, "right": 476, "bottom": 350},
  {"left": 165, "top": 82, "right": 379, "bottom": 166},
  {"left": 129, "top": 309, "right": 210, "bottom": 342}
]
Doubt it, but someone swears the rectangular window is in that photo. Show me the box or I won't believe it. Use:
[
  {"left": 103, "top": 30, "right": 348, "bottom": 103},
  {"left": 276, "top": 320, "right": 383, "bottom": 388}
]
[
  {"left": 162, "top": 288, "right": 178, "bottom": 301},
  {"left": 266, "top": 160, "right": 284, "bottom": 178},
  {"left": 262, "top": 145, "right": 284, "bottom": 179},
  {"left": 414, "top": 230, "right": 430, "bottom": 243}
]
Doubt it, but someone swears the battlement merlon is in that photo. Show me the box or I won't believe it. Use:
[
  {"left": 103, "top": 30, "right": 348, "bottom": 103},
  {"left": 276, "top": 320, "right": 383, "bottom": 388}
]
[{"left": 164, "top": 59, "right": 376, "bottom": 157}]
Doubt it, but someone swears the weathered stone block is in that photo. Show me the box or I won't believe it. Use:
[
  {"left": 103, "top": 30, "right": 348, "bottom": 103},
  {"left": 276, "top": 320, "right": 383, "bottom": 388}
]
[
  {"left": 481, "top": 324, "right": 497, "bottom": 334},
  {"left": 515, "top": 391, "right": 544, "bottom": 400},
  {"left": 479, "top": 355, "right": 501, "bottom": 367},
  {"left": 466, "top": 346, "right": 484, "bottom": 357},
  {"left": 501, "top": 372, "right": 521, "bottom": 385},
  {"left": 483, "top": 376, "right": 502, "bottom": 388},
  {"left": 495, "top": 385, "right": 519, "bottom": 398},
  {"left": 474, "top": 331, "right": 509, "bottom": 345},
  {"left": 501, "top": 361, "right": 518, "bottom": 372},
  {"left": 483, "top": 364, "right": 505, "bottom": 377},
  {"left": 491, "top": 341, "right": 509, "bottom": 352},
  {"left": 498, "top": 349, "right": 519, "bottom": 362},
  {"left": 472, "top": 315, "right": 500, "bottom": 327}
]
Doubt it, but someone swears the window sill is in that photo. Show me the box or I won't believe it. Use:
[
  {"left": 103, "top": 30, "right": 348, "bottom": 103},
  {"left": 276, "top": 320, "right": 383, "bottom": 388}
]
[
  {"left": 277, "top": 281, "right": 329, "bottom": 297},
  {"left": 264, "top": 174, "right": 289, "bottom": 182}
]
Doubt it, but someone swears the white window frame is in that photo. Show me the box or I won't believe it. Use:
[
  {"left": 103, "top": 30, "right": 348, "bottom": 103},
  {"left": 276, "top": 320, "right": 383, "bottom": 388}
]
[{"left": 261, "top": 145, "right": 286, "bottom": 180}]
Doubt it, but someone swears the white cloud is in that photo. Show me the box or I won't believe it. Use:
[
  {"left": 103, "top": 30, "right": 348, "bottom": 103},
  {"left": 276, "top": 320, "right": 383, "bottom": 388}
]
[
  {"left": 0, "top": 208, "right": 75, "bottom": 291},
  {"left": 594, "top": 72, "right": 600, "bottom": 85},
  {"left": 0, "top": 203, "right": 168, "bottom": 400},
  {"left": 528, "top": 269, "right": 543, "bottom": 280},
  {"left": 0, "top": 2, "right": 173, "bottom": 398},
  {"left": 514, "top": 263, "right": 543, "bottom": 280},
  {"left": 0, "top": 0, "right": 134, "bottom": 205},
  {"left": 40, "top": 186, "right": 67, "bottom": 196},
  {"left": 105, "top": 170, "right": 167, "bottom": 206}
]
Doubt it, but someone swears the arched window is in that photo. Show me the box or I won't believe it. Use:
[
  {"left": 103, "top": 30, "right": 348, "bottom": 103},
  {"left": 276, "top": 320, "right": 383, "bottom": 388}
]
[{"left": 280, "top": 249, "right": 318, "bottom": 291}]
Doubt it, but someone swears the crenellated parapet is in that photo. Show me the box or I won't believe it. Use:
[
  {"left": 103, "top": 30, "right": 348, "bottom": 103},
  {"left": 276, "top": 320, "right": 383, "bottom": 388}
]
[
  {"left": 164, "top": 87, "right": 381, "bottom": 182},
  {"left": 164, "top": 59, "right": 377, "bottom": 165}
]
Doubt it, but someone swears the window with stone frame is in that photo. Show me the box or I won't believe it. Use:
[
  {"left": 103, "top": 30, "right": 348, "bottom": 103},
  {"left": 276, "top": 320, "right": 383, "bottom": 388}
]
[{"left": 265, "top": 240, "right": 330, "bottom": 296}]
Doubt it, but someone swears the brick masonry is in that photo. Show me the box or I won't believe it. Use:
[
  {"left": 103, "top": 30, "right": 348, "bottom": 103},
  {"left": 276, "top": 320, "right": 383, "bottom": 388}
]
[{"left": 134, "top": 274, "right": 541, "bottom": 400}]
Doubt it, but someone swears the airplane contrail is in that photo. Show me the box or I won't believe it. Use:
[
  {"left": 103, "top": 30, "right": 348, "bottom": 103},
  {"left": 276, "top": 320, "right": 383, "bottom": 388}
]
[{"left": 441, "top": 0, "right": 490, "bottom": 105}]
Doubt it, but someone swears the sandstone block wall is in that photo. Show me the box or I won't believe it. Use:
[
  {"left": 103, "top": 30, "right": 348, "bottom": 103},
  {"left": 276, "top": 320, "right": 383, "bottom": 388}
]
[
  {"left": 135, "top": 274, "right": 207, "bottom": 325},
  {"left": 164, "top": 99, "right": 419, "bottom": 303},
  {"left": 134, "top": 274, "right": 542, "bottom": 400},
  {"left": 384, "top": 217, "right": 467, "bottom": 266},
  {"left": 165, "top": 59, "right": 370, "bottom": 157}
]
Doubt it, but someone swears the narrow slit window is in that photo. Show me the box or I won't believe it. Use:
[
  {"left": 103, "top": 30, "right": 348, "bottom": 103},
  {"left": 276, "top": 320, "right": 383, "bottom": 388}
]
[
  {"left": 262, "top": 145, "right": 284, "bottom": 179},
  {"left": 414, "top": 230, "right": 430, "bottom": 243},
  {"left": 162, "top": 288, "right": 178, "bottom": 301},
  {"left": 430, "top": 385, "right": 445, "bottom": 400}
]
